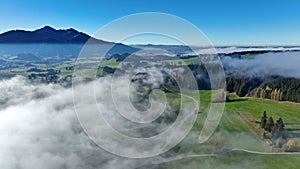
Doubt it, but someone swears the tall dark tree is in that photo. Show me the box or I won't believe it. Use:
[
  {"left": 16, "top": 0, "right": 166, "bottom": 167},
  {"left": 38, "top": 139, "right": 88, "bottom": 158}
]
[
  {"left": 277, "top": 118, "right": 285, "bottom": 130},
  {"left": 260, "top": 111, "right": 267, "bottom": 129},
  {"left": 265, "top": 117, "right": 274, "bottom": 132},
  {"left": 272, "top": 118, "right": 286, "bottom": 139}
]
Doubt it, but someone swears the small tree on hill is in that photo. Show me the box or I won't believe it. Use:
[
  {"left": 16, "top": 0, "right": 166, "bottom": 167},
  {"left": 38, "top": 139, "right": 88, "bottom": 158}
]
[
  {"left": 265, "top": 116, "right": 274, "bottom": 132},
  {"left": 260, "top": 111, "right": 267, "bottom": 129},
  {"left": 272, "top": 118, "right": 286, "bottom": 139},
  {"left": 277, "top": 118, "right": 285, "bottom": 130}
]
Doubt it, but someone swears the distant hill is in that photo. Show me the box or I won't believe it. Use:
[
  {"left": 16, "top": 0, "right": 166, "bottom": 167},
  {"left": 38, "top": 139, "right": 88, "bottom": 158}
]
[
  {"left": 0, "top": 26, "right": 139, "bottom": 56},
  {"left": 13, "top": 53, "right": 41, "bottom": 61},
  {"left": 0, "top": 26, "right": 111, "bottom": 44}
]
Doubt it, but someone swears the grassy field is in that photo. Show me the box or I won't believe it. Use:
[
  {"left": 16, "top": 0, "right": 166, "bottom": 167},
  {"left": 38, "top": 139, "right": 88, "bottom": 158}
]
[
  {"left": 154, "top": 90, "right": 300, "bottom": 169},
  {"left": 99, "top": 58, "right": 121, "bottom": 68},
  {"left": 225, "top": 93, "right": 300, "bottom": 142}
]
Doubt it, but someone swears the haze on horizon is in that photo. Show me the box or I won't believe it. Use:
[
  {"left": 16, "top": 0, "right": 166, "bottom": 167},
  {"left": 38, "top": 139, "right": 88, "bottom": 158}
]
[{"left": 1, "top": 0, "right": 300, "bottom": 46}]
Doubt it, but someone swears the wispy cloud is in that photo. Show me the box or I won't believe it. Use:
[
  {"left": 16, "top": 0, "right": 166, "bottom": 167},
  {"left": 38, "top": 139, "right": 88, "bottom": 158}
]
[{"left": 221, "top": 52, "right": 300, "bottom": 78}]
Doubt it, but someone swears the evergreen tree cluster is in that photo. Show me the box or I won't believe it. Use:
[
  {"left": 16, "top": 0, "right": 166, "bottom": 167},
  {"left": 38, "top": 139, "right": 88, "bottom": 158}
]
[
  {"left": 260, "top": 111, "right": 286, "bottom": 140},
  {"left": 265, "top": 76, "right": 300, "bottom": 102},
  {"left": 226, "top": 75, "right": 300, "bottom": 103},
  {"left": 226, "top": 76, "right": 262, "bottom": 97}
]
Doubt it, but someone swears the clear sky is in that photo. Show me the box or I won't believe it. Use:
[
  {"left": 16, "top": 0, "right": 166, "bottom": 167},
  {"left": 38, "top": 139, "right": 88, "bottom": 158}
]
[{"left": 1, "top": 0, "right": 300, "bottom": 46}]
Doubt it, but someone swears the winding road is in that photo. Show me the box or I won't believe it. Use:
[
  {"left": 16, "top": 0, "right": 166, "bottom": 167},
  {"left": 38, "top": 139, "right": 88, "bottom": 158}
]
[{"left": 149, "top": 148, "right": 300, "bottom": 165}]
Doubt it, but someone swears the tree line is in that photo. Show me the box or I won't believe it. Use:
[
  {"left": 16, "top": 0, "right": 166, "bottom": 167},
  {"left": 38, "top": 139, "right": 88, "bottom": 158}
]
[
  {"left": 226, "top": 75, "right": 300, "bottom": 103},
  {"left": 253, "top": 86, "right": 283, "bottom": 101}
]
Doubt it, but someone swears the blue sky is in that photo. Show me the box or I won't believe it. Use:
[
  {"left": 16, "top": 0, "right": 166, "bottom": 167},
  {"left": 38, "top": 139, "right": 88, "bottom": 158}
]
[{"left": 0, "top": 0, "right": 300, "bottom": 45}]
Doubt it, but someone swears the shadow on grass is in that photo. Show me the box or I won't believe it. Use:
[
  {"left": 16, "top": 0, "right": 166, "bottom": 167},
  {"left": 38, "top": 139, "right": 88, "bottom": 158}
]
[
  {"left": 288, "top": 133, "right": 300, "bottom": 138},
  {"left": 226, "top": 98, "right": 248, "bottom": 103},
  {"left": 286, "top": 128, "right": 300, "bottom": 131},
  {"left": 286, "top": 123, "right": 300, "bottom": 125}
]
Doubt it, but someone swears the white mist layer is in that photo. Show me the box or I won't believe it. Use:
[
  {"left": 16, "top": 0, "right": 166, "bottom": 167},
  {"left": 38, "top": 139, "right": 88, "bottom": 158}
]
[
  {"left": 222, "top": 52, "right": 300, "bottom": 78},
  {"left": 0, "top": 76, "right": 172, "bottom": 169}
]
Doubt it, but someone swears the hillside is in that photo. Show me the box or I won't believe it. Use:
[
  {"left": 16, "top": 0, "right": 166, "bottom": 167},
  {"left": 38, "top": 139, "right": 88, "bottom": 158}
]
[{"left": 151, "top": 91, "right": 300, "bottom": 169}]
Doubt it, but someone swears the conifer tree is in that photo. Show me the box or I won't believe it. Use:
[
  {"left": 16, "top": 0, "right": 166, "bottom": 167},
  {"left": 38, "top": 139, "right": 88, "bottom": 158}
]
[
  {"left": 265, "top": 116, "right": 274, "bottom": 132},
  {"left": 260, "top": 111, "right": 267, "bottom": 129}
]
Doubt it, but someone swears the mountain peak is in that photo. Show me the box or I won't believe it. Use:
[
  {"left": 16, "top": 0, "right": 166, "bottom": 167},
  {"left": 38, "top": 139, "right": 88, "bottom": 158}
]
[
  {"left": 35, "top": 26, "right": 57, "bottom": 32},
  {"left": 42, "top": 25, "right": 55, "bottom": 29}
]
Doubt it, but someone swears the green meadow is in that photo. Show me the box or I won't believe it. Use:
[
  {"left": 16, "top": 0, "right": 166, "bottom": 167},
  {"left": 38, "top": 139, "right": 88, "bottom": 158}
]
[{"left": 152, "top": 90, "right": 300, "bottom": 169}]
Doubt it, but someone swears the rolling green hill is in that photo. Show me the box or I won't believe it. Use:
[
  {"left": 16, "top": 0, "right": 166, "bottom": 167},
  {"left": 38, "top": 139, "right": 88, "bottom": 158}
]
[{"left": 153, "top": 91, "right": 300, "bottom": 169}]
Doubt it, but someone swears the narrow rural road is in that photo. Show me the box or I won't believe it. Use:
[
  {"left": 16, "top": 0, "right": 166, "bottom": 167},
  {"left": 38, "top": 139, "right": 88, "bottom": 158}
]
[
  {"left": 150, "top": 148, "right": 300, "bottom": 166},
  {"left": 150, "top": 153, "right": 217, "bottom": 165},
  {"left": 230, "top": 148, "right": 300, "bottom": 155}
]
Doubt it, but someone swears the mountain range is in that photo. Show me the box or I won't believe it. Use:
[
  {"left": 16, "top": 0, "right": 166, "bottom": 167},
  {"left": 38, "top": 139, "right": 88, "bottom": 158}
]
[
  {"left": 0, "top": 26, "right": 112, "bottom": 44},
  {"left": 0, "top": 26, "right": 138, "bottom": 57}
]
